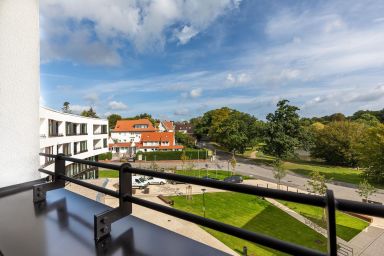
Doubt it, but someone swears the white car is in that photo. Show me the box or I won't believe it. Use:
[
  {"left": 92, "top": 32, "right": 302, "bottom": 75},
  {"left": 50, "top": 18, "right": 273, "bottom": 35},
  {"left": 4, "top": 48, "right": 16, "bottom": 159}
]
[
  {"left": 132, "top": 177, "right": 149, "bottom": 189},
  {"left": 144, "top": 176, "right": 167, "bottom": 185}
]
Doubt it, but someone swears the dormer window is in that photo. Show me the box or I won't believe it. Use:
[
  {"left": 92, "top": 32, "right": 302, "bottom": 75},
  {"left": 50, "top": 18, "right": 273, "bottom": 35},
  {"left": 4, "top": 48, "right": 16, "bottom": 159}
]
[{"left": 134, "top": 124, "right": 148, "bottom": 129}]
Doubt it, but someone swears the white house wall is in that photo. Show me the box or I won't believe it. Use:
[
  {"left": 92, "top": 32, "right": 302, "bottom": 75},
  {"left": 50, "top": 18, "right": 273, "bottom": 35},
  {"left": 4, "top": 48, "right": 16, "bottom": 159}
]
[{"left": 39, "top": 106, "right": 109, "bottom": 170}]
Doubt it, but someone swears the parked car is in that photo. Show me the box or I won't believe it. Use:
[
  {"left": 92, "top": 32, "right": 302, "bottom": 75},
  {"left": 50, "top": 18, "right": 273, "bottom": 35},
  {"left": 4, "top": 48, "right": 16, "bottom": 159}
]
[
  {"left": 145, "top": 176, "right": 167, "bottom": 185},
  {"left": 201, "top": 176, "right": 219, "bottom": 181},
  {"left": 132, "top": 177, "right": 148, "bottom": 189},
  {"left": 223, "top": 175, "right": 243, "bottom": 183}
]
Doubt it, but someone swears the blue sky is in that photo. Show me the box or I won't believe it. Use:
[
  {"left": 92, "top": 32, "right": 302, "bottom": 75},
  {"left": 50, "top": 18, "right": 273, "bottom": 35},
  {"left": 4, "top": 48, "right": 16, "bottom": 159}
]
[{"left": 40, "top": 0, "right": 384, "bottom": 120}]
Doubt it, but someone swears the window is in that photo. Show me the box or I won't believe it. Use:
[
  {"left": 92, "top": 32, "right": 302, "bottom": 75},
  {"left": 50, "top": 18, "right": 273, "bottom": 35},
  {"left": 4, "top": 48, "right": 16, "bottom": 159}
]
[
  {"left": 63, "top": 143, "right": 71, "bottom": 155},
  {"left": 66, "top": 122, "right": 78, "bottom": 135},
  {"left": 134, "top": 124, "right": 148, "bottom": 129},
  {"left": 80, "top": 141, "right": 87, "bottom": 152},
  {"left": 101, "top": 125, "right": 108, "bottom": 134},
  {"left": 103, "top": 138, "right": 107, "bottom": 148},
  {"left": 80, "top": 123, "right": 87, "bottom": 135},
  {"left": 48, "top": 119, "right": 60, "bottom": 136}
]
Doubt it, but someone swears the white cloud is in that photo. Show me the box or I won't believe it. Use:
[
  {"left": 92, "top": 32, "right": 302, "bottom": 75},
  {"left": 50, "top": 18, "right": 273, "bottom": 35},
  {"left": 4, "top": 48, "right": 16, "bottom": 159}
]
[
  {"left": 40, "top": 0, "right": 240, "bottom": 65},
  {"left": 174, "top": 25, "right": 199, "bottom": 45},
  {"left": 190, "top": 88, "right": 202, "bottom": 98},
  {"left": 108, "top": 101, "right": 128, "bottom": 110},
  {"left": 84, "top": 92, "right": 99, "bottom": 105},
  {"left": 226, "top": 72, "right": 251, "bottom": 84},
  {"left": 70, "top": 104, "right": 89, "bottom": 114},
  {"left": 174, "top": 108, "right": 189, "bottom": 116}
]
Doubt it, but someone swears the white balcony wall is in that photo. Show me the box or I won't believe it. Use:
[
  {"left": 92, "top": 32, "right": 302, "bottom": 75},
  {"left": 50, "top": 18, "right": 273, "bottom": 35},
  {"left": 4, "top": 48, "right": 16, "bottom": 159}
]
[{"left": 0, "top": 0, "right": 40, "bottom": 187}]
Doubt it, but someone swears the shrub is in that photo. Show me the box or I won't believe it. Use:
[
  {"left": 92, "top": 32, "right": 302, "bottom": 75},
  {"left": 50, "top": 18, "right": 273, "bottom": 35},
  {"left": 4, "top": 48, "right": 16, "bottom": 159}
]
[
  {"left": 137, "top": 149, "right": 208, "bottom": 161},
  {"left": 99, "top": 152, "right": 112, "bottom": 160}
]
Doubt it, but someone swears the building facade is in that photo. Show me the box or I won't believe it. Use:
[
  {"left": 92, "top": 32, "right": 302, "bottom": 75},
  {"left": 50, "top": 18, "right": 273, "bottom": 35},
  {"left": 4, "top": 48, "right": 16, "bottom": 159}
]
[
  {"left": 109, "top": 119, "right": 183, "bottom": 155},
  {"left": 39, "top": 106, "right": 109, "bottom": 179}
]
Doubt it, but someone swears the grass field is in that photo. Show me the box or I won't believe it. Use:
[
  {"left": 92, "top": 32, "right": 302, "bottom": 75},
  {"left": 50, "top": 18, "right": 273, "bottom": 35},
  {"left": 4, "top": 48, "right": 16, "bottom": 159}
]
[
  {"left": 170, "top": 192, "right": 327, "bottom": 255},
  {"left": 175, "top": 169, "right": 249, "bottom": 180},
  {"left": 99, "top": 169, "right": 119, "bottom": 178},
  {"left": 283, "top": 161, "right": 362, "bottom": 185},
  {"left": 278, "top": 200, "right": 369, "bottom": 241}
]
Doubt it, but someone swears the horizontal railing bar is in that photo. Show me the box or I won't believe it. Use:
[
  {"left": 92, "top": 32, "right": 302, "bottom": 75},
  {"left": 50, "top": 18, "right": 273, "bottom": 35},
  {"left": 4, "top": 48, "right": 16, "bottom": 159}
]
[
  {"left": 124, "top": 194, "right": 325, "bottom": 256},
  {"left": 59, "top": 174, "right": 119, "bottom": 198},
  {"left": 126, "top": 167, "right": 326, "bottom": 207},
  {"left": 337, "top": 199, "right": 384, "bottom": 218},
  {"left": 37, "top": 168, "right": 119, "bottom": 198},
  {"left": 60, "top": 155, "right": 121, "bottom": 170},
  {"left": 39, "top": 153, "right": 121, "bottom": 170},
  {"left": 38, "top": 168, "right": 54, "bottom": 176}
]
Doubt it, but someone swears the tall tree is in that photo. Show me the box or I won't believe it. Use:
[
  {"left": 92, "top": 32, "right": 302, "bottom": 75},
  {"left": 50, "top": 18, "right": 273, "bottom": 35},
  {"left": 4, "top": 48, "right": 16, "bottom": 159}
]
[
  {"left": 311, "top": 121, "right": 366, "bottom": 166},
  {"left": 62, "top": 101, "right": 71, "bottom": 113},
  {"left": 108, "top": 114, "right": 122, "bottom": 129},
  {"left": 81, "top": 107, "right": 98, "bottom": 118},
  {"left": 175, "top": 132, "right": 196, "bottom": 148},
  {"left": 263, "top": 100, "right": 303, "bottom": 158},
  {"left": 357, "top": 124, "right": 384, "bottom": 182}
]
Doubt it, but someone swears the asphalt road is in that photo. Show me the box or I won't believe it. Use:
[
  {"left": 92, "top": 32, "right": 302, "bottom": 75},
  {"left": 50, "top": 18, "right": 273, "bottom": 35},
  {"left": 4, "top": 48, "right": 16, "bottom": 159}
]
[{"left": 105, "top": 142, "right": 383, "bottom": 203}]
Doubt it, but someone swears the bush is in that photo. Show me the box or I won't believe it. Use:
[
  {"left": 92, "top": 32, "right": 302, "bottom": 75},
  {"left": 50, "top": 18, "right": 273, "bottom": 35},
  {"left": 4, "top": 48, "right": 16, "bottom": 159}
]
[
  {"left": 99, "top": 152, "right": 112, "bottom": 160},
  {"left": 137, "top": 149, "right": 208, "bottom": 161}
]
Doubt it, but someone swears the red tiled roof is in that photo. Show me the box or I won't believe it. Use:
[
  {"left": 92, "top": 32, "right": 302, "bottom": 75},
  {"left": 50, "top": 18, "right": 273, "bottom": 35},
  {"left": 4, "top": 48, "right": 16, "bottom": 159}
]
[
  {"left": 162, "top": 121, "right": 174, "bottom": 131},
  {"left": 109, "top": 142, "right": 132, "bottom": 148},
  {"left": 113, "top": 119, "right": 157, "bottom": 132},
  {"left": 140, "top": 132, "right": 174, "bottom": 142}
]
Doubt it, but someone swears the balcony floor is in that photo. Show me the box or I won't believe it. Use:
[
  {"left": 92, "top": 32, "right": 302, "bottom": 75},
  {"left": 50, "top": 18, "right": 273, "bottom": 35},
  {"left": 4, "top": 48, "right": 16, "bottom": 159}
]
[{"left": 0, "top": 186, "right": 230, "bottom": 256}]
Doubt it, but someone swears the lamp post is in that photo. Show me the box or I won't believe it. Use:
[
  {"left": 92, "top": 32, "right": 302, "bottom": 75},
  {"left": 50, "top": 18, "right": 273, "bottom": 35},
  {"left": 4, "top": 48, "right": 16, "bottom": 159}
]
[{"left": 201, "top": 188, "right": 206, "bottom": 218}]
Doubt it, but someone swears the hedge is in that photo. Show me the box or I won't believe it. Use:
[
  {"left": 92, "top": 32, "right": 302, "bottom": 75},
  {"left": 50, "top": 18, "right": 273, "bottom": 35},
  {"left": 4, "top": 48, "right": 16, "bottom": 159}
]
[
  {"left": 99, "top": 152, "right": 112, "bottom": 160},
  {"left": 137, "top": 149, "right": 208, "bottom": 161}
]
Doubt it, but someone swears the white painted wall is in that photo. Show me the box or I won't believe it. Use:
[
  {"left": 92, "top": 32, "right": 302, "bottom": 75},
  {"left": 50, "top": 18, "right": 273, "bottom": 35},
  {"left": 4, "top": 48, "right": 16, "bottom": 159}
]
[{"left": 0, "top": 0, "right": 40, "bottom": 187}]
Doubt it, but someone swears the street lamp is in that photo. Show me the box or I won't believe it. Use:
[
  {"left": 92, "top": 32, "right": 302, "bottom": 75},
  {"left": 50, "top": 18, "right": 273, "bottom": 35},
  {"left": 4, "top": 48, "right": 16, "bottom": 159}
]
[{"left": 201, "top": 188, "right": 206, "bottom": 218}]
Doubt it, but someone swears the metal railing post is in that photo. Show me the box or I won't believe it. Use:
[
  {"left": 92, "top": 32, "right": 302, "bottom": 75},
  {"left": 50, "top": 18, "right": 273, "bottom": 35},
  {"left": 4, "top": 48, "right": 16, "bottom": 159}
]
[
  {"left": 325, "top": 189, "right": 337, "bottom": 256},
  {"left": 94, "top": 163, "right": 132, "bottom": 242},
  {"left": 33, "top": 154, "right": 65, "bottom": 203}
]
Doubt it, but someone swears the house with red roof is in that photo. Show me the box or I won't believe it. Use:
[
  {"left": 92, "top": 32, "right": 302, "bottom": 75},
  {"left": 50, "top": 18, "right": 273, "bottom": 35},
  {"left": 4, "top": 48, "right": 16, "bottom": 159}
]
[{"left": 109, "top": 119, "right": 183, "bottom": 155}]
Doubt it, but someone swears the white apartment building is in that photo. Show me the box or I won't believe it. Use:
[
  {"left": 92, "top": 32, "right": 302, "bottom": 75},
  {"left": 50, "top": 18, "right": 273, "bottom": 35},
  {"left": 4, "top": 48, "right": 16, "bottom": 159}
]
[{"left": 39, "top": 106, "right": 109, "bottom": 179}]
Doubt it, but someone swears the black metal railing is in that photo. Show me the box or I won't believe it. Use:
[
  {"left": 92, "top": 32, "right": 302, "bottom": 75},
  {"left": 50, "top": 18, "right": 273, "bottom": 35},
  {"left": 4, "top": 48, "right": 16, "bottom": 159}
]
[{"left": 35, "top": 153, "right": 384, "bottom": 256}]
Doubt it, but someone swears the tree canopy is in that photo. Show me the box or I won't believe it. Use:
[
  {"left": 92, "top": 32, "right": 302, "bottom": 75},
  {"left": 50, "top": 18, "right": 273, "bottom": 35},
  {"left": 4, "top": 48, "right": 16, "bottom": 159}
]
[
  {"left": 263, "top": 99, "right": 304, "bottom": 158},
  {"left": 81, "top": 107, "right": 98, "bottom": 118}
]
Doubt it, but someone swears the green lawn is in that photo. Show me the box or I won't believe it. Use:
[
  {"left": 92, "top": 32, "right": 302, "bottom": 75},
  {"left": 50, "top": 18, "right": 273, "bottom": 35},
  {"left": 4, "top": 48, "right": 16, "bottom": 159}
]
[
  {"left": 99, "top": 169, "right": 119, "bottom": 178},
  {"left": 283, "top": 161, "right": 363, "bottom": 185},
  {"left": 170, "top": 192, "right": 327, "bottom": 255},
  {"left": 175, "top": 169, "right": 249, "bottom": 180},
  {"left": 278, "top": 200, "right": 369, "bottom": 241}
]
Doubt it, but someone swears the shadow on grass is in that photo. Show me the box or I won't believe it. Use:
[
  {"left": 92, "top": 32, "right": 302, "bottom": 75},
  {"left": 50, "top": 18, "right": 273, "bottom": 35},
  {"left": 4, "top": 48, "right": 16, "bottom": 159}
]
[{"left": 242, "top": 205, "right": 327, "bottom": 253}]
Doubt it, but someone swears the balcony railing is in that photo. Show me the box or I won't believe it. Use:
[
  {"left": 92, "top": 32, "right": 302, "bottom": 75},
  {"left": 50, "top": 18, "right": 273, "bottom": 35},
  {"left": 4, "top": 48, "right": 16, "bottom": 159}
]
[
  {"left": 36, "top": 153, "right": 384, "bottom": 256},
  {"left": 48, "top": 133, "right": 64, "bottom": 137}
]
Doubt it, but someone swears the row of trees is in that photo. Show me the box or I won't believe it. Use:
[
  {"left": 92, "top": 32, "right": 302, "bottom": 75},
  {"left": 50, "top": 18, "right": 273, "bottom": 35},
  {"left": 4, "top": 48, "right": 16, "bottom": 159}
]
[{"left": 191, "top": 100, "right": 384, "bottom": 184}]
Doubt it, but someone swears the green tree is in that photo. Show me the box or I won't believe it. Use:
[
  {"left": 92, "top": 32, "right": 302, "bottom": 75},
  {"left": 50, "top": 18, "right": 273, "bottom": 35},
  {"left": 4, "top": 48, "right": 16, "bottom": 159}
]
[
  {"left": 62, "top": 101, "right": 71, "bottom": 113},
  {"left": 81, "top": 107, "right": 98, "bottom": 118},
  {"left": 356, "top": 179, "right": 377, "bottom": 202},
  {"left": 263, "top": 100, "right": 303, "bottom": 158},
  {"left": 108, "top": 114, "right": 122, "bottom": 129},
  {"left": 175, "top": 132, "right": 196, "bottom": 148},
  {"left": 357, "top": 124, "right": 384, "bottom": 183},
  {"left": 306, "top": 171, "right": 327, "bottom": 195},
  {"left": 310, "top": 121, "right": 366, "bottom": 166},
  {"left": 272, "top": 158, "right": 287, "bottom": 189},
  {"left": 355, "top": 113, "right": 380, "bottom": 126}
]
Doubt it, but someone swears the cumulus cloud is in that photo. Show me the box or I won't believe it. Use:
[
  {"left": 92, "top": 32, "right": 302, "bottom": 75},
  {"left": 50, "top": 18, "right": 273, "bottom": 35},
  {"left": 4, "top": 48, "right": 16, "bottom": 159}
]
[
  {"left": 190, "top": 88, "right": 202, "bottom": 98},
  {"left": 70, "top": 104, "right": 90, "bottom": 114},
  {"left": 40, "top": 0, "right": 240, "bottom": 65},
  {"left": 108, "top": 101, "right": 128, "bottom": 110}
]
